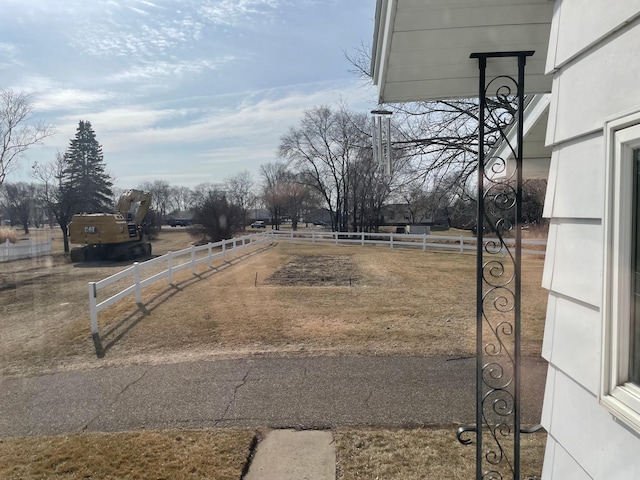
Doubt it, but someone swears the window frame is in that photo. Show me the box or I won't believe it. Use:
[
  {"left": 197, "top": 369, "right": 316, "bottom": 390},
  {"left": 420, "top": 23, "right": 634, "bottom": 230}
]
[{"left": 601, "top": 112, "right": 640, "bottom": 434}]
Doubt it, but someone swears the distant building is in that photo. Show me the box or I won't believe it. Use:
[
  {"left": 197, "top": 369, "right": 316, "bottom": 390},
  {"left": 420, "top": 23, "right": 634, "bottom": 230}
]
[{"left": 165, "top": 211, "right": 194, "bottom": 227}]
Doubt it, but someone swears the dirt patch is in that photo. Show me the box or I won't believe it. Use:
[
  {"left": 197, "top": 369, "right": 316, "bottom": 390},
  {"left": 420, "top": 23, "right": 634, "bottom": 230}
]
[{"left": 265, "top": 254, "right": 359, "bottom": 286}]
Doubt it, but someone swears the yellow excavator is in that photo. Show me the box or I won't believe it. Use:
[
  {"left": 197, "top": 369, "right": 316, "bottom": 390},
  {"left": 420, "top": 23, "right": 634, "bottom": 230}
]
[{"left": 68, "top": 189, "right": 152, "bottom": 262}]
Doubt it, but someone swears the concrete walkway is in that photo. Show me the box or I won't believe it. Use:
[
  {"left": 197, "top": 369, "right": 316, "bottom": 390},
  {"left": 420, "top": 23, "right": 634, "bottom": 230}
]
[
  {"left": 245, "top": 429, "right": 335, "bottom": 480},
  {"left": 0, "top": 355, "right": 547, "bottom": 479}
]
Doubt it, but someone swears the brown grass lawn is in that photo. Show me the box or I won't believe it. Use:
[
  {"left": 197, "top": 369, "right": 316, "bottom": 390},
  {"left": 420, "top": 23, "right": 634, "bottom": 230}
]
[
  {"left": 1, "top": 237, "right": 547, "bottom": 376},
  {"left": 0, "top": 427, "right": 546, "bottom": 480},
  {"left": 0, "top": 429, "right": 255, "bottom": 480},
  {"left": 335, "top": 427, "right": 546, "bottom": 480},
  {"left": 92, "top": 241, "right": 546, "bottom": 368}
]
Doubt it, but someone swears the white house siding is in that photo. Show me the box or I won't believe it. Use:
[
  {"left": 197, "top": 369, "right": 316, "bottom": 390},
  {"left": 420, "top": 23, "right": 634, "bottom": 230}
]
[{"left": 542, "top": 2, "right": 640, "bottom": 478}]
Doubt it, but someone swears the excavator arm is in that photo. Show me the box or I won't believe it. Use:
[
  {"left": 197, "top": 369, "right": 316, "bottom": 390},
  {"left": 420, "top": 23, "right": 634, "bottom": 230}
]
[{"left": 116, "top": 189, "right": 152, "bottom": 226}]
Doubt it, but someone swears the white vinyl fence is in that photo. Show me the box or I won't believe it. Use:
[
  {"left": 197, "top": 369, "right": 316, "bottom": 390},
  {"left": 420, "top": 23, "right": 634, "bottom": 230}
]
[
  {"left": 0, "top": 238, "right": 52, "bottom": 261},
  {"left": 89, "top": 232, "right": 270, "bottom": 335},
  {"left": 268, "top": 230, "right": 547, "bottom": 256},
  {"left": 88, "top": 229, "right": 546, "bottom": 336}
]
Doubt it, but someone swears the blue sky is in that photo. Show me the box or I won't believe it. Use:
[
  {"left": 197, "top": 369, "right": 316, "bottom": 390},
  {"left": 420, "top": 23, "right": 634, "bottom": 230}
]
[{"left": 2, "top": 0, "right": 377, "bottom": 188}]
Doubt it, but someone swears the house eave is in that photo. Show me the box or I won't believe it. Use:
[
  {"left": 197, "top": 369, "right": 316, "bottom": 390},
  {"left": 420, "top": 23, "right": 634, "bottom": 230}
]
[{"left": 371, "top": 0, "right": 555, "bottom": 104}]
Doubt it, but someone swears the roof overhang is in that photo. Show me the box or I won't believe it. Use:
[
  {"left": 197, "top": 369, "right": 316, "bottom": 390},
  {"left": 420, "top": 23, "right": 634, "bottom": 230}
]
[{"left": 371, "top": 0, "right": 555, "bottom": 103}]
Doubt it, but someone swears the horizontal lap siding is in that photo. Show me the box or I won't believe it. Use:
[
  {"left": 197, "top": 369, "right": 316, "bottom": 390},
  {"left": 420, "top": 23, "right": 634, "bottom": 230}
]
[
  {"left": 546, "top": 20, "right": 640, "bottom": 145},
  {"left": 546, "top": 1, "right": 640, "bottom": 72},
  {"left": 542, "top": 436, "right": 592, "bottom": 480},
  {"left": 543, "top": 2, "right": 640, "bottom": 478},
  {"left": 542, "top": 219, "right": 602, "bottom": 306},
  {"left": 542, "top": 293, "right": 600, "bottom": 395},
  {"left": 543, "top": 369, "right": 640, "bottom": 479},
  {"left": 542, "top": 135, "right": 604, "bottom": 220}
]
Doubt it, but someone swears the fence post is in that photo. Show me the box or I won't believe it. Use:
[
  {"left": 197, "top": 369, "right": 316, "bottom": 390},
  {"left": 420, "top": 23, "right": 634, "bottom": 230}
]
[
  {"left": 89, "top": 282, "right": 98, "bottom": 334},
  {"left": 390, "top": 233, "right": 394, "bottom": 249},
  {"left": 459, "top": 236, "right": 464, "bottom": 254},
  {"left": 361, "top": 232, "right": 365, "bottom": 246},
  {"left": 423, "top": 233, "right": 427, "bottom": 252},
  {"left": 222, "top": 241, "right": 226, "bottom": 261},
  {"left": 208, "top": 243, "right": 213, "bottom": 267},
  {"left": 168, "top": 251, "right": 174, "bottom": 285},
  {"left": 234, "top": 239, "right": 238, "bottom": 259},
  {"left": 134, "top": 262, "right": 141, "bottom": 303},
  {"left": 335, "top": 232, "right": 338, "bottom": 246},
  {"left": 191, "top": 245, "right": 196, "bottom": 275}
]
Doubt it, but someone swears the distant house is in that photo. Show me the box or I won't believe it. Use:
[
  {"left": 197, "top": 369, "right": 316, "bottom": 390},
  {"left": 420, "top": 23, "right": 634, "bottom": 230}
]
[
  {"left": 380, "top": 204, "right": 413, "bottom": 225},
  {"left": 305, "top": 208, "right": 333, "bottom": 226},
  {"left": 248, "top": 209, "right": 271, "bottom": 223},
  {"left": 165, "top": 211, "right": 194, "bottom": 227},
  {"left": 380, "top": 204, "right": 449, "bottom": 231}
]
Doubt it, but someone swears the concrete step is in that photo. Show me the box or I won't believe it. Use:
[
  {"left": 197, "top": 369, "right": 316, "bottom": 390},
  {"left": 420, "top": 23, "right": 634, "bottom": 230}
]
[{"left": 244, "top": 429, "right": 335, "bottom": 480}]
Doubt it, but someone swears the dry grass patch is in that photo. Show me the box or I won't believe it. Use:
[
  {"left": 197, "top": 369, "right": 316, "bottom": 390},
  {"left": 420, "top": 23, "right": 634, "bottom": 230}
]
[
  {"left": 1, "top": 239, "right": 547, "bottom": 375},
  {"left": 0, "top": 429, "right": 255, "bottom": 480},
  {"left": 335, "top": 427, "right": 546, "bottom": 480},
  {"left": 0, "top": 230, "right": 197, "bottom": 376},
  {"left": 96, "top": 242, "right": 546, "bottom": 362}
]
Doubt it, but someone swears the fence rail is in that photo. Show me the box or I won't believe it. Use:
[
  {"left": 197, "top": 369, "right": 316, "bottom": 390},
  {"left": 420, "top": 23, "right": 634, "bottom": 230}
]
[
  {"left": 87, "top": 229, "right": 546, "bottom": 336},
  {"left": 268, "top": 230, "right": 547, "bottom": 256},
  {"left": 0, "top": 238, "right": 52, "bottom": 261},
  {"left": 89, "top": 232, "right": 270, "bottom": 335}
]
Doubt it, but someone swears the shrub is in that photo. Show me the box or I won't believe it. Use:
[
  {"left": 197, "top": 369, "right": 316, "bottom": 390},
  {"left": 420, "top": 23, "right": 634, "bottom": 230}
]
[{"left": 0, "top": 227, "right": 18, "bottom": 243}]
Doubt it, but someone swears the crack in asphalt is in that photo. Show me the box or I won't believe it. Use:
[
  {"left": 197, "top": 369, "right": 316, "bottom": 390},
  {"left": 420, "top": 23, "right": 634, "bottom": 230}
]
[
  {"left": 214, "top": 366, "right": 251, "bottom": 426},
  {"left": 364, "top": 388, "right": 373, "bottom": 408},
  {"left": 80, "top": 366, "right": 152, "bottom": 432}
]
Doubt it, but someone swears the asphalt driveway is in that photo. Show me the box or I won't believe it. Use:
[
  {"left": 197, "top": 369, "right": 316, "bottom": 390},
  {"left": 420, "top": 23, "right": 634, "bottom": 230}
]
[{"left": 0, "top": 355, "right": 547, "bottom": 438}]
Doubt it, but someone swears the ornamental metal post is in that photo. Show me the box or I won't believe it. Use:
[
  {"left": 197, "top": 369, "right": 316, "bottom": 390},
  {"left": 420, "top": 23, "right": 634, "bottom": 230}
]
[{"left": 457, "top": 51, "right": 538, "bottom": 480}]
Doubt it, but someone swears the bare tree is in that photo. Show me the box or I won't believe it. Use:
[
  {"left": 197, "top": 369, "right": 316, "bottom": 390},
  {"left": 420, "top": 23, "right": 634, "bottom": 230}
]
[
  {"left": 225, "top": 170, "right": 255, "bottom": 229},
  {"left": 280, "top": 106, "right": 371, "bottom": 231},
  {"left": 189, "top": 187, "right": 243, "bottom": 243},
  {"left": 0, "top": 182, "right": 36, "bottom": 234},
  {"left": 138, "top": 180, "right": 172, "bottom": 223},
  {"left": 170, "top": 185, "right": 193, "bottom": 212},
  {"left": 260, "top": 162, "right": 289, "bottom": 230},
  {"left": 0, "top": 88, "right": 55, "bottom": 186},
  {"left": 280, "top": 105, "right": 400, "bottom": 232},
  {"left": 192, "top": 182, "right": 224, "bottom": 207},
  {"left": 32, "top": 152, "right": 79, "bottom": 252},
  {"left": 346, "top": 45, "right": 517, "bottom": 197}
]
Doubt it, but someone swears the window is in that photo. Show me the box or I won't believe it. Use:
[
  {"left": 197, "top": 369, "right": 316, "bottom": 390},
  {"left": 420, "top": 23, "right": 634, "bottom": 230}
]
[{"left": 602, "top": 113, "right": 640, "bottom": 433}]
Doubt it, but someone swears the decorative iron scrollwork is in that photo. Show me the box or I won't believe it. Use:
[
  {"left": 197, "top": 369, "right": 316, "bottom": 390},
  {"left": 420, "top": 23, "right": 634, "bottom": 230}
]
[{"left": 456, "top": 51, "right": 533, "bottom": 480}]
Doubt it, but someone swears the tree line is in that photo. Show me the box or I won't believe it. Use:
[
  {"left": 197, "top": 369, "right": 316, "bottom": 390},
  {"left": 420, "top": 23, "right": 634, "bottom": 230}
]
[{"left": 0, "top": 84, "right": 547, "bottom": 250}]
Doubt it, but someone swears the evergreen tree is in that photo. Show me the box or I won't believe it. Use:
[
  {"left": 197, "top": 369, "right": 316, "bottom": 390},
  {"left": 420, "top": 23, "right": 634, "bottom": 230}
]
[{"left": 62, "top": 120, "right": 113, "bottom": 213}]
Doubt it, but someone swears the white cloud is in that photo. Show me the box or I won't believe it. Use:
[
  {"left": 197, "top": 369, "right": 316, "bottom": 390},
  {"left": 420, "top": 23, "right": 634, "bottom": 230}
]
[
  {"left": 0, "top": 42, "right": 22, "bottom": 68},
  {"left": 1, "top": 0, "right": 377, "bottom": 190},
  {"left": 34, "top": 88, "right": 117, "bottom": 113},
  {"left": 197, "top": 0, "right": 280, "bottom": 27},
  {"left": 107, "top": 57, "right": 235, "bottom": 84}
]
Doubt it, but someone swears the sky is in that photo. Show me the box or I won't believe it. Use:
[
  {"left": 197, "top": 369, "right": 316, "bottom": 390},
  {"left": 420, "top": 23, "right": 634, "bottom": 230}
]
[{"left": 1, "top": 0, "right": 378, "bottom": 189}]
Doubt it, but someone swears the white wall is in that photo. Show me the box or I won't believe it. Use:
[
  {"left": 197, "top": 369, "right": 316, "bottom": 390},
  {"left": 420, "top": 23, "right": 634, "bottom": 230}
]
[{"left": 542, "top": 2, "right": 640, "bottom": 478}]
